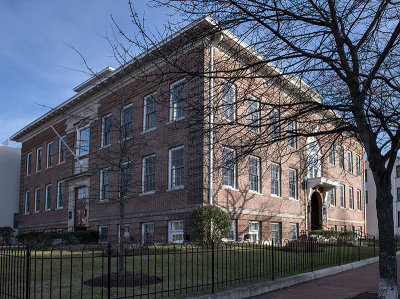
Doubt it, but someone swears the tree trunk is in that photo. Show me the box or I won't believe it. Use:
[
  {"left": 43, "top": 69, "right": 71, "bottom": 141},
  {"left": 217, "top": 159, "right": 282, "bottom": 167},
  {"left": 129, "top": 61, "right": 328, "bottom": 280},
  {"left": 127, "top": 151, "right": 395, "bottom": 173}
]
[
  {"left": 374, "top": 170, "right": 398, "bottom": 298},
  {"left": 118, "top": 202, "right": 125, "bottom": 273}
]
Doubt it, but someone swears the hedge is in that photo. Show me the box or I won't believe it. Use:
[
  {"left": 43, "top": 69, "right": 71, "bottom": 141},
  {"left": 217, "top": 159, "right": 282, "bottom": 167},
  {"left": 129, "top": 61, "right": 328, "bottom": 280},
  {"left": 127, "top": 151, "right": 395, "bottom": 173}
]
[{"left": 16, "top": 230, "right": 99, "bottom": 245}]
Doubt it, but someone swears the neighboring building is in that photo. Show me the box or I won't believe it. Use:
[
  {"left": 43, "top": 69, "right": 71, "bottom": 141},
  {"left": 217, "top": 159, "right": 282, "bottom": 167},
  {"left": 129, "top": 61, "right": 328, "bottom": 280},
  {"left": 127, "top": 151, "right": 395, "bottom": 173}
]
[
  {"left": 365, "top": 158, "right": 400, "bottom": 237},
  {"left": 11, "top": 16, "right": 365, "bottom": 244},
  {"left": 0, "top": 144, "right": 20, "bottom": 232}
]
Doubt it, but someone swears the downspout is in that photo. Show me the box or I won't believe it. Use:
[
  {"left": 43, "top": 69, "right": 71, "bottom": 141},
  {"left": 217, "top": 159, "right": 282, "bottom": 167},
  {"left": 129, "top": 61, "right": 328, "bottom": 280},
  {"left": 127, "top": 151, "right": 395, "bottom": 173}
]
[
  {"left": 208, "top": 44, "right": 214, "bottom": 205},
  {"left": 305, "top": 180, "right": 308, "bottom": 234}
]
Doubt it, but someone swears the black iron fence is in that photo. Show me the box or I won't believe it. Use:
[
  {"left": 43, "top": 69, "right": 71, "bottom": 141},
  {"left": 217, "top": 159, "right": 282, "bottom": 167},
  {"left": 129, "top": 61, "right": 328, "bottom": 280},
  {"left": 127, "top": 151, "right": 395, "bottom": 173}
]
[{"left": 0, "top": 236, "right": 378, "bottom": 299}]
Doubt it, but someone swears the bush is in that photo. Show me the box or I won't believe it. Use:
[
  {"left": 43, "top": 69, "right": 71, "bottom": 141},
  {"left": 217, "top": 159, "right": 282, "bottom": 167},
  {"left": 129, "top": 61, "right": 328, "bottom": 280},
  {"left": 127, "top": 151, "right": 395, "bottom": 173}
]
[
  {"left": 189, "top": 205, "right": 232, "bottom": 244},
  {"left": 17, "top": 230, "right": 99, "bottom": 245},
  {"left": 0, "top": 227, "right": 15, "bottom": 245},
  {"left": 310, "top": 229, "right": 357, "bottom": 240}
]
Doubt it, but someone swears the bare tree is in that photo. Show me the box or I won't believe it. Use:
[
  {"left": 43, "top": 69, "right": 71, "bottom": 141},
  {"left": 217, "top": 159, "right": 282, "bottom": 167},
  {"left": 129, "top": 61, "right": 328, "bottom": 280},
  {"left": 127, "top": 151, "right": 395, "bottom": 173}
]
[{"left": 119, "top": 1, "right": 400, "bottom": 297}]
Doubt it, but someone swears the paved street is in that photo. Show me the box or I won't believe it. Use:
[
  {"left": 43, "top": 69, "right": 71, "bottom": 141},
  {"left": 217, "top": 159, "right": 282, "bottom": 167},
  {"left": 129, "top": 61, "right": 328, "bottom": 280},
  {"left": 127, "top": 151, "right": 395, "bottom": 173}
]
[{"left": 251, "top": 259, "right": 400, "bottom": 299}]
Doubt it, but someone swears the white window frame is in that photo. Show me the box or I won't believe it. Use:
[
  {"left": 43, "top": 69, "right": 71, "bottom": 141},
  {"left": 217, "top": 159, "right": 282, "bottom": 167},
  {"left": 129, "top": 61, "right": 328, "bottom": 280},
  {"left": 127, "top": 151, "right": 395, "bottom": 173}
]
[
  {"left": 25, "top": 190, "right": 30, "bottom": 214},
  {"left": 47, "top": 142, "right": 54, "bottom": 168},
  {"left": 328, "top": 142, "right": 335, "bottom": 165},
  {"left": 224, "top": 220, "right": 237, "bottom": 241},
  {"left": 289, "top": 223, "right": 298, "bottom": 240},
  {"left": 77, "top": 125, "right": 90, "bottom": 156},
  {"left": 221, "top": 81, "right": 236, "bottom": 122},
  {"left": 341, "top": 225, "right": 346, "bottom": 232},
  {"left": 357, "top": 189, "right": 362, "bottom": 211},
  {"left": 249, "top": 221, "right": 260, "bottom": 243},
  {"left": 142, "top": 154, "right": 156, "bottom": 194},
  {"left": 248, "top": 96, "right": 260, "bottom": 133},
  {"left": 168, "top": 146, "right": 184, "bottom": 190},
  {"left": 142, "top": 223, "right": 155, "bottom": 245},
  {"left": 222, "top": 147, "right": 237, "bottom": 188},
  {"left": 100, "top": 168, "right": 110, "bottom": 201},
  {"left": 122, "top": 104, "right": 133, "bottom": 139},
  {"left": 26, "top": 152, "right": 32, "bottom": 176},
  {"left": 330, "top": 188, "right": 336, "bottom": 206},
  {"left": 168, "top": 220, "right": 184, "bottom": 243},
  {"left": 340, "top": 184, "right": 345, "bottom": 208},
  {"left": 58, "top": 136, "right": 66, "bottom": 164},
  {"left": 143, "top": 92, "right": 157, "bottom": 131},
  {"left": 348, "top": 151, "right": 353, "bottom": 173},
  {"left": 249, "top": 156, "right": 261, "bottom": 193},
  {"left": 349, "top": 187, "right": 354, "bottom": 209},
  {"left": 36, "top": 147, "right": 42, "bottom": 172},
  {"left": 288, "top": 119, "right": 297, "bottom": 149},
  {"left": 271, "top": 222, "right": 281, "bottom": 245},
  {"left": 356, "top": 155, "right": 361, "bottom": 176},
  {"left": 271, "top": 162, "right": 281, "bottom": 196},
  {"left": 289, "top": 168, "right": 298, "bottom": 200},
  {"left": 45, "top": 184, "right": 51, "bottom": 211},
  {"left": 34, "top": 187, "right": 40, "bottom": 213},
  {"left": 270, "top": 109, "right": 280, "bottom": 140},
  {"left": 101, "top": 114, "right": 112, "bottom": 147},
  {"left": 57, "top": 181, "right": 64, "bottom": 209},
  {"left": 169, "top": 79, "right": 185, "bottom": 122},
  {"left": 338, "top": 146, "right": 345, "bottom": 170}
]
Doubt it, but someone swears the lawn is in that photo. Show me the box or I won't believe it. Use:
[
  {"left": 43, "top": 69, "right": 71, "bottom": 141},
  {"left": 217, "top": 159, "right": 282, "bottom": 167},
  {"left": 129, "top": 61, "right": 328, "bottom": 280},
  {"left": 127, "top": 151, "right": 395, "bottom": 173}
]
[{"left": 0, "top": 241, "right": 379, "bottom": 299}]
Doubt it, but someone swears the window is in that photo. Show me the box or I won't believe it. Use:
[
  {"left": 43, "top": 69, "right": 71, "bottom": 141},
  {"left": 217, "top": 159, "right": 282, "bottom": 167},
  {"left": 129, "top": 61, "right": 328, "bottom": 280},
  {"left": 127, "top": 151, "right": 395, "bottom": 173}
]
[
  {"left": 365, "top": 169, "right": 368, "bottom": 182},
  {"left": 26, "top": 152, "right": 32, "bottom": 175},
  {"left": 341, "top": 225, "right": 346, "bottom": 232},
  {"left": 307, "top": 137, "right": 321, "bottom": 178},
  {"left": 121, "top": 162, "right": 131, "bottom": 197},
  {"left": 248, "top": 96, "right": 260, "bottom": 132},
  {"left": 328, "top": 142, "right": 335, "bottom": 165},
  {"left": 25, "top": 190, "right": 30, "bottom": 214},
  {"left": 271, "top": 222, "right": 281, "bottom": 245},
  {"left": 36, "top": 147, "right": 42, "bottom": 172},
  {"left": 270, "top": 109, "right": 280, "bottom": 140},
  {"left": 358, "top": 226, "right": 363, "bottom": 236},
  {"left": 397, "top": 165, "right": 400, "bottom": 178},
  {"left": 122, "top": 105, "right": 133, "bottom": 139},
  {"left": 59, "top": 136, "right": 66, "bottom": 163},
  {"left": 289, "top": 168, "right": 297, "bottom": 199},
  {"left": 221, "top": 82, "right": 236, "bottom": 121},
  {"left": 102, "top": 114, "right": 112, "bottom": 147},
  {"left": 249, "top": 221, "right": 260, "bottom": 243},
  {"left": 356, "top": 155, "right": 361, "bottom": 175},
  {"left": 288, "top": 120, "right": 297, "bottom": 149},
  {"left": 47, "top": 142, "right": 53, "bottom": 168},
  {"left": 34, "top": 188, "right": 40, "bottom": 213},
  {"left": 99, "top": 226, "right": 108, "bottom": 242},
  {"left": 170, "top": 79, "right": 185, "bottom": 121},
  {"left": 144, "top": 93, "right": 156, "bottom": 131},
  {"left": 349, "top": 187, "right": 354, "bottom": 209},
  {"left": 331, "top": 225, "right": 336, "bottom": 231},
  {"left": 222, "top": 147, "right": 236, "bottom": 188},
  {"left": 271, "top": 163, "right": 281, "bottom": 196},
  {"left": 77, "top": 126, "right": 90, "bottom": 156},
  {"left": 168, "top": 220, "right": 184, "bottom": 243},
  {"left": 226, "top": 220, "right": 237, "bottom": 241},
  {"left": 330, "top": 188, "right": 336, "bottom": 206},
  {"left": 169, "top": 146, "right": 184, "bottom": 189},
  {"left": 249, "top": 156, "right": 260, "bottom": 192},
  {"left": 366, "top": 190, "right": 369, "bottom": 204},
  {"left": 340, "top": 184, "right": 345, "bottom": 208},
  {"left": 338, "top": 146, "right": 345, "bottom": 170},
  {"left": 350, "top": 226, "right": 355, "bottom": 232},
  {"left": 142, "top": 155, "right": 155, "bottom": 193},
  {"left": 100, "top": 168, "right": 110, "bottom": 201},
  {"left": 57, "top": 181, "right": 64, "bottom": 209},
  {"left": 348, "top": 151, "right": 353, "bottom": 173},
  {"left": 357, "top": 189, "right": 362, "bottom": 210},
  {"left": 289, "top": 223, "right": 298, "bottom": 240},
  {"left": 45, "top": 184, "right": 51, "bottom": 211},
  {"left": 142, "top": 223, "right": 155, "bottom": 244}
]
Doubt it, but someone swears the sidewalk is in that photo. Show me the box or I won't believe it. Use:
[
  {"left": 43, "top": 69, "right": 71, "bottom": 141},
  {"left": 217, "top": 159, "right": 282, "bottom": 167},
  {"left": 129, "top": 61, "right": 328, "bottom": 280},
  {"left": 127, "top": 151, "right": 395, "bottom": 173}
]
[{"left": 251, "top": 259, "right": 400, "bottom": 299}]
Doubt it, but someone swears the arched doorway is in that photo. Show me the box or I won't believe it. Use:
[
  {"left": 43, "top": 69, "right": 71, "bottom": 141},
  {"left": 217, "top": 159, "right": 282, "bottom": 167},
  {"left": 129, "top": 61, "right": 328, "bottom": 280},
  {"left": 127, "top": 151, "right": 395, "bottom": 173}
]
[{"left": 310, "top": 192, "right": 322, "bottom": 231}]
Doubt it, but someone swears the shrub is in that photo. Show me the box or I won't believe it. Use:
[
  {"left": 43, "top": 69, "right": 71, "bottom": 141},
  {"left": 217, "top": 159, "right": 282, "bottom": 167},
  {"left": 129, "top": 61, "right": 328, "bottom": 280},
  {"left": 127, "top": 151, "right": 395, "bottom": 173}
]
[
  {"left": 17, "top": 230, "right": 99, "bottom": 245},
  {"left": 0, "top": 227, "right": 15, "bottom": 245},
  {"left": 189, "top": 205, "right": 232, "bottom": 244},
  {"left": 310, "top": 229, "right": 357, "bottom": 240}
]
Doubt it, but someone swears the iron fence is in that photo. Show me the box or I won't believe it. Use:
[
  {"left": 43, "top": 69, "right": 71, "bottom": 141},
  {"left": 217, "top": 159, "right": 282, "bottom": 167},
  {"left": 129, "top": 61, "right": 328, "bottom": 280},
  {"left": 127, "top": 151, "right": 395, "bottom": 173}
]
[{"left": 0, "top": 235, "right": 378, "bottom": 299}]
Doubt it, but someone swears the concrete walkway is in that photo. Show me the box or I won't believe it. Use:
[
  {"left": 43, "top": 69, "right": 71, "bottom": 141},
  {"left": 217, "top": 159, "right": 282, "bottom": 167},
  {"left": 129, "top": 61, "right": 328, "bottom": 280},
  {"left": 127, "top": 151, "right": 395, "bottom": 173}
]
[{"left": 251, "top": 258, "right": 400, "bottom": 299}]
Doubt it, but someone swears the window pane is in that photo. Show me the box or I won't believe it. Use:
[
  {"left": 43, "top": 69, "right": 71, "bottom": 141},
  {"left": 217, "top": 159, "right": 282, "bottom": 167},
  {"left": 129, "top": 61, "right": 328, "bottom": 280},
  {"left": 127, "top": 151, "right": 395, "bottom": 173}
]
[
  {"left": 170, "top": 147, "right": 184, "bottom": 188},
  {"left": 170, "top": 81, "right": 185, "bottom": 121},
  {"left": 248, "top": 97, "right": 260, "bottom": 132},
  {"left": 143, "top": 155, "right": 155, "bottom": 193},
  {"left": 222, "top": 148, "right": 236, "bottom": 187},
  {"left": 144, "top": 94, "right": 157, "bottom": 130},
  {"left": 78, "top": 127, "right": 90, "bottom": 156},
  {"left": 123, "top": 106, "right": 132, "bottom": 138},
  {"left": 102, "top": 115, "right": 112, "bottom": 146},
  {"left": 222, "top": 83, "right": 236, "bottom": 121},
  {"left": 289, "top": 168, "right": 297, "bottom": 199},
  {"left": 271, "top": 163, "right": 280, "bottom": 196},
  {"left": 59, "top": 136, "right": 66, "bottom": 163},
  {"left": 249, "top": 156, "right": 260, "bottom": 192}
]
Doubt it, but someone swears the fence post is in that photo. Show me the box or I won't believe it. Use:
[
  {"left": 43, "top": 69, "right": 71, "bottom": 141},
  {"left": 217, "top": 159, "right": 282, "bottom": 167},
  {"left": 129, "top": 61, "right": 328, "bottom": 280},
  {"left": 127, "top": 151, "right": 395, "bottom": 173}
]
[
  {"left": 211, "top": 240, "right": 215, "bottom": 294},
  {"left": 107, "top": 242, "right": 112, "bottom": 299},
  {"left": 358, "top": 237, "right": 361, "bottom": 261},
  {"left": 25, "top": 245, "right": 31, "bottom": 299},
  {"left": 271, "top": 239, "right": 275, "bottom": 281},
  {"left": 310, "top": 238, "right": 314, "bottom": 272}
]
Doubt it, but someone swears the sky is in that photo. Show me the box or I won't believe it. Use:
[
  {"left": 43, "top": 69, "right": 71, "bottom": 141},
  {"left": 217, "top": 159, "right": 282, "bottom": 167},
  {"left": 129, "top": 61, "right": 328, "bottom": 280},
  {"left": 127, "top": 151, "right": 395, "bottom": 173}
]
[{"left": 0, "top": 0, "right": 180, "bottom": 145}]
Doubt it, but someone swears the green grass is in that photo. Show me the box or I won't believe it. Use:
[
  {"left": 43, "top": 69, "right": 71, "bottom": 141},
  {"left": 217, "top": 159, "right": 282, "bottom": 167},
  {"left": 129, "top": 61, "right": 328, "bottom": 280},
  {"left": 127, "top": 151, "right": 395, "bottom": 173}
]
[{"left": 0, "top": 242, "right": 379, "bottom": 299}]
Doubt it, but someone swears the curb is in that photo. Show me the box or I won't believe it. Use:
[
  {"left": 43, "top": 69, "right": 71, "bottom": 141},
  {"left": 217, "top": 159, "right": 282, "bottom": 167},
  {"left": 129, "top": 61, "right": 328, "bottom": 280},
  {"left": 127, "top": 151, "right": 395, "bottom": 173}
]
[{"left": 189, "top": 256, "right": 381, "bottom": 299}]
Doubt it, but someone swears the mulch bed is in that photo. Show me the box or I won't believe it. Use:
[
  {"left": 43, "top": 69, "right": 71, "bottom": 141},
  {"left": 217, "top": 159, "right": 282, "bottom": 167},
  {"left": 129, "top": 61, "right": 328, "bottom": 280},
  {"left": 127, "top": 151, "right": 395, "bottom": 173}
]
[{"left": 83, "top": 272, "right": 162, "bottom": 288}]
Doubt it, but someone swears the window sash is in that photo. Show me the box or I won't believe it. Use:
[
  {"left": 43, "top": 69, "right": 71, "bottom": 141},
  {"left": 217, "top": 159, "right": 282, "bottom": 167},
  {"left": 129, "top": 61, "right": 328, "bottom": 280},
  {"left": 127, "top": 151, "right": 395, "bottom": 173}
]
[
  {"left": 45, "top": 185, "right": 51, "bottom": 210},
  {"left": 288, "top": 120, "right": 297, "bottom": 148},
  {"left": 169, "top": 147, "right": 184, "bottom": 189},
  {"left": 289, "top": 223, "right": 298, "bottom": 240},
  {"left": 143, "top": 223, "right": 155, "bottom": 244},
  {"left": 328, "top": 142, "right": 335, "bottom": 165},
  {"left": 59, "top": 136, "right": 66, "bottom": 163},
  {"left": 248, "top": 97, "right": 260, "bottom": 132},
  {"left": 349, "top": 188, "right": 354, "bottom": 209},
  {"left": 338, "top": 147, "right": 344, "bottom": 169},
  {"left": 330, "top": 189, "right": 336, "bottom": 206},
  {"left": 271, "top": 222, "right": 281, "bottom": 244},
  {"left": 100, "top": 169, "right": 110, "bottom": 201},
  {"left": 102, "top": 115, "right": 112, "bottom": 147},
  {"left": 77, "top": 127, "right": 90, "bottom": 156},
  {"left": 249, "top": 221, "right": 260, "bottom": 243},
  {"left": 340, "top": 185, "right": 345, "bottom": 207},
  {"left": 26, "top": 152, "right": 32, "bottom": 175},
  {"left": 122, "top": 106, "right": 133, "bottom": 139},
  {"left": 25, "top": 191, "right": 30, "bottom": 214},
  {"left": 289, "top": 168, "right": 297, "bottom": 199},
  {"left": 143, "top": 155, "right": 155, "bottom": 193},
  {"left": 348, "top": 152, "right": 353, "bottom": 173},
  {"left": 57, "top": 181, "right": 64, "bottom": 208},
  {"left": 47, "top": 142, "right": 53, "bottom": 168},
  {"left": 36, "top": 148, "right": 42, "bottom": 172},
  {"left": 356, "top": 156, "right": 361, "bottom": 175},
  {"left": 270, "top": 109, "right": 280, "bottom": 140},
  {"left": 249, "top": 156, "right": 260, "bottom": 192},
  {"left": 170, "top": 80, "right": 185, "bottom": 121},
  {"left": 222, "top": 147, "right": 236, "bottom": 188},
  {"left": 144, "top": 93, "right": 157, "bottom": 130},
  {"left": 222, "top": 83, "right": 236, "bottom": 121},
  {"left": 357, "top": 190, "right": 362, "bottom": 210},
  {"left": 271, "top": 163, "right": 280, "bottom": 196},
  {"left": 35, "top": 188, "right": 40, "bottom": 212}
]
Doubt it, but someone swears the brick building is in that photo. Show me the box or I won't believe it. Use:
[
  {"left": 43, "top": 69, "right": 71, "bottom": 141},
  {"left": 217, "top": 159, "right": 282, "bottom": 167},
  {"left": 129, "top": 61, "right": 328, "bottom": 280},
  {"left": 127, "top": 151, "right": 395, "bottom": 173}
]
[{"left": 11, "top": 16, "right": 365, "bottom": 244}]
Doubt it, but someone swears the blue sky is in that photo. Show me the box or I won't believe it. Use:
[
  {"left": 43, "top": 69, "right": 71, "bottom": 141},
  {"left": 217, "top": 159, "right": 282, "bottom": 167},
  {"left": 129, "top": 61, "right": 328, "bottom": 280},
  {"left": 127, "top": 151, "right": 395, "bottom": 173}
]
[{"left": 0, "top": 1, "right": 179, "bottom": 144}]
